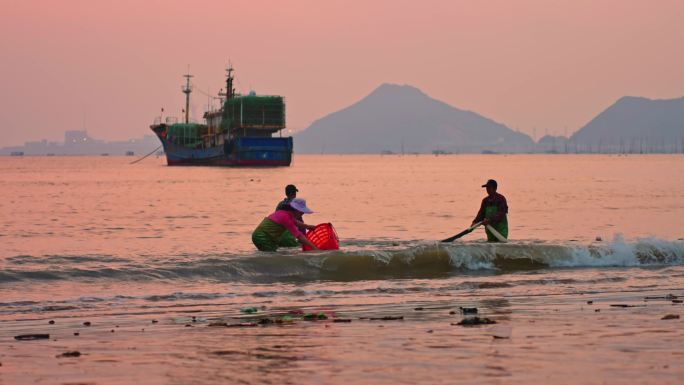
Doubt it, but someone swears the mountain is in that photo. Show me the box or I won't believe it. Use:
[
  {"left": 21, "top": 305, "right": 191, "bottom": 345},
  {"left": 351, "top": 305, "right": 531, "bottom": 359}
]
[
  {"left": 571, "top": 96, "right": 684, "bottom": 149},
  {"left": 294, "top": 84, "right": 533, "bottom": 154}
]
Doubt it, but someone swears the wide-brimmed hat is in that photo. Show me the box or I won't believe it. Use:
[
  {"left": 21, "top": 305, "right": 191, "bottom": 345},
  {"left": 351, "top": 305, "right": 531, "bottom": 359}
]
[{"left": 289, "top": 198, "right": 313, "bottom": 214}]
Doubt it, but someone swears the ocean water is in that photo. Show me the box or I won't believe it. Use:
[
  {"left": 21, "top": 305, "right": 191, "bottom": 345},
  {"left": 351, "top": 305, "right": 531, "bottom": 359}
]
[{"left": 1, "top": 154, "right": 683, "bottom": 384}]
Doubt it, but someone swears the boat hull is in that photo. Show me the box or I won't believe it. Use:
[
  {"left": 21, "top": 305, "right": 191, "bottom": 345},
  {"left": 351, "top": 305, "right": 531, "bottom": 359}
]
[{"left": 156, "top": 133, "right": 293, "bottom": 167}]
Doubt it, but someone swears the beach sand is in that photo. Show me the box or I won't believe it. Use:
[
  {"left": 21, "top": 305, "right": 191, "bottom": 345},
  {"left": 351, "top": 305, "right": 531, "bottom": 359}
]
[{"left": 2, "top": 284, "right": 683, "bottom": 384}]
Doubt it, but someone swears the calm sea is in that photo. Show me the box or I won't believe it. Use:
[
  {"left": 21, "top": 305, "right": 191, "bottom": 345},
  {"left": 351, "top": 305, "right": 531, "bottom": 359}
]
[{"left": 1, "top": 155, "right": 683, "bottom": 384}]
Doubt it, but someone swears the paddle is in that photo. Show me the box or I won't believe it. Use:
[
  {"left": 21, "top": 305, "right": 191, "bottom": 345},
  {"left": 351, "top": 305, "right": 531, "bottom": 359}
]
[
  {"left": 485, "top": 225, "right": 508, "bottom": 243},
  {"left": 441, "top": 221, "right": 483, "bottom": 243}
]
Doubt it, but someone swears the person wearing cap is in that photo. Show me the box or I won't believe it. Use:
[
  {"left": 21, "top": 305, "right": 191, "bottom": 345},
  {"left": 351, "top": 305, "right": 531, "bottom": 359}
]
[
  {"left": 276, "top": 184, "right": 299, "bottom": 211},
  {"left": 472, "top": 179, "right": 509, "bottom": 242},
  {"left": 274, "top": 184, "right": 314, "bottom": 247},
  {"left": 252, "top": 198, "right": 319, "bottom": 252}
]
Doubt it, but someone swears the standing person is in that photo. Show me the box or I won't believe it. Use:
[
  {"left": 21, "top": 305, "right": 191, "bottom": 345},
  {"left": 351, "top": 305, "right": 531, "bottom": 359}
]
[
  {"left": 252, "top": 198, "right": 319, "bottom": 252},
  {"left": 275, "top": 184, "right": 313, "bottom": 247},
  {"left": 276, "top": 184, "right": 298, "bottom": 211},
  {"left": 472, "top": 179, "right": 509, "bottom": 242}
]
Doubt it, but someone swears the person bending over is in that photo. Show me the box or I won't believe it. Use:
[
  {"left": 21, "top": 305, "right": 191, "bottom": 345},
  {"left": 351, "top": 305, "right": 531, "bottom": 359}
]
[
  {"left": 252, "top": 198, "right": 318, "bottom": 251},
  {"left": 276, "top": 184, "right": 314, "bottom": 247}
]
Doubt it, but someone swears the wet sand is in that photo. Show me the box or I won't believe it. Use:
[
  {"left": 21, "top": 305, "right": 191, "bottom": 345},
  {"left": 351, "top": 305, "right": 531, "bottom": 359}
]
[{"left": 2, "top": 286, "right": 683, "bottom": 385}]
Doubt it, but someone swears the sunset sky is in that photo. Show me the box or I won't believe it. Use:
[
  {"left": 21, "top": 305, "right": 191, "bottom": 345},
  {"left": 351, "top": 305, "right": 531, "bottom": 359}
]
[{"left": 1, "top": 0, "right": 683, "bottom": 146}]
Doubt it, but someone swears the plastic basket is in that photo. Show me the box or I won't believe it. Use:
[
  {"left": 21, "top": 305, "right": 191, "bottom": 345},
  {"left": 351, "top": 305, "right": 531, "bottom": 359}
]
[{"left": 302, "top": 223, "right": 339, "bottom": 251}]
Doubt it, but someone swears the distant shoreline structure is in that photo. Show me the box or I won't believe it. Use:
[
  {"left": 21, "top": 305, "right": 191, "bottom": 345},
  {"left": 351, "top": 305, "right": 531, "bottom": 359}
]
[
  {"left": 3, "top": 132, "right": 684, "bottom": 156},
  {"left": 0, "top": 130, "right": 160, "bottom": 156}
]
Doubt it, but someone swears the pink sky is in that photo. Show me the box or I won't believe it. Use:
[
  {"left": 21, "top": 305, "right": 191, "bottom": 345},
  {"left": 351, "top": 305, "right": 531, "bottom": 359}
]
[{"left": 1, "top": 0, "right": 683, "bottom": 146}]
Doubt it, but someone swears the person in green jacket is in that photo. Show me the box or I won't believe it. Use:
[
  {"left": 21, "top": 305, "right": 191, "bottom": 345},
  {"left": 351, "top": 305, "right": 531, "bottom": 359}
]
[{"left": 472, "top": 179, "right": 509, "bottom": 242}]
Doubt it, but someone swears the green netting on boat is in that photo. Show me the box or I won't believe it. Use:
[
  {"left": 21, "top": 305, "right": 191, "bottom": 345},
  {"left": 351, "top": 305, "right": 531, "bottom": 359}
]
[
  {"left": 221, "top": 96, "right": 285, "bottom": 130},
  {"left": 167, "top": 123, "right": 207, "bottom": 147}
]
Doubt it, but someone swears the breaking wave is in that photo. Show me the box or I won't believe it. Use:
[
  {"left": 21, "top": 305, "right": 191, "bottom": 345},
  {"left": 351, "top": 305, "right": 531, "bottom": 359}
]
[{"left": 1, "top": 236, "right": 683, "bottom": 283}]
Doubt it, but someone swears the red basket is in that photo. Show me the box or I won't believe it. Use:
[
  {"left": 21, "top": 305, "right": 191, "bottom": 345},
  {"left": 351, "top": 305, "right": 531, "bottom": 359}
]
[{"left": 302, "top": 223, "right": 339, "bottom": 251}]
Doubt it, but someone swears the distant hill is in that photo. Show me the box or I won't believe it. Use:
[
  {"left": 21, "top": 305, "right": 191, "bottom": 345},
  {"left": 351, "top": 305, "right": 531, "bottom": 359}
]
[
  {"left": 571, "top": 96, "right": 684, "bottom": 151},
  {"left": 294, "top": 84, "right": 533, "bottom": 154}
]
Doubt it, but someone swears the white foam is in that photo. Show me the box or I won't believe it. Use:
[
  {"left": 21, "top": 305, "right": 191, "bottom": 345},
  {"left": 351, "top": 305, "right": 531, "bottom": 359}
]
[
  {"left": 437, "top": 235, "right": 684, "bottom": 270},
  {"left": 554, "top": 234, "right": 684, "bottom": 268}
]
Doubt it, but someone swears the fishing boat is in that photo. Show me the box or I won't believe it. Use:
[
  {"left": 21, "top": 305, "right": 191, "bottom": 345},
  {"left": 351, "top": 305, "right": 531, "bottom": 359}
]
[{"left": 150, "top": 66, "right": 293, "bottom": 166}]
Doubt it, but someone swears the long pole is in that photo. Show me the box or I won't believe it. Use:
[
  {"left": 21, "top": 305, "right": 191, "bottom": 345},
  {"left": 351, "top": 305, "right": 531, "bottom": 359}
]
[{"left": 182, "top": 70, "right": 193, "bottom": 124}]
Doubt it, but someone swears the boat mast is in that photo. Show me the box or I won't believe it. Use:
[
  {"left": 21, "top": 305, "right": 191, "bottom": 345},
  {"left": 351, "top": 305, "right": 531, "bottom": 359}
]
[
  {"left": 182, "top": 69, "right": 193, "bottom": 124},
  {"left": 225, "top": 65, "right": 235, "bottom": 100}
]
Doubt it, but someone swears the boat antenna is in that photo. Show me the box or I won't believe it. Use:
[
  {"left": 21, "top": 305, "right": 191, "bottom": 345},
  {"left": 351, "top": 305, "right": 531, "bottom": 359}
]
[
  {"left": 225, "top": 63, "right": 235, "bottom": 100},
  {"left": 182, "top": 66, "right": 193, "bottom": 124}
]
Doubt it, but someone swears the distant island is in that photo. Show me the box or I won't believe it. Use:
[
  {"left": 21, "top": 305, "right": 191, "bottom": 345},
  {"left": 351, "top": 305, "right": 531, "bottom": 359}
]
[
  {"left": 294, "top": 85, "right": 684, "bottom": 154},
  {"left": 570, "top": 96, "right": 684, "bottom": 153},
  {"left": 0, "top": 131, "right": 161, "bottom": 156},
  {"left": 295, "top": 83, "right": 534, "bottom": 154}
]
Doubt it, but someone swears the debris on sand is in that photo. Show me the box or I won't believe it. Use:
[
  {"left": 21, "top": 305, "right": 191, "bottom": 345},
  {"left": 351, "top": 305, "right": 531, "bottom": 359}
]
[
  {"left": 48, "top": 320, "right": 55, "bottom": 324},
  {"left": 453, "top": 317, "right": 497, "bottom": 326},
  {"left": 645, "top": 294, "right": 678, "bottom": 300},
  {"left": 151, "top": 319, "right": 158, "bottom": 323},
  {"left": 586, "top": 301, "right": 593, "bottom": 305},
  {"left": 414, "top": 307, "right": 424, "bottom": 311},
  {"left": 460, "top": 307, "right": 478, "bottom": 314},
  {"left": 303, "top": 313, "right": 328, "bottom": 320},
  {"left": 661, "top": 314, "right": 680, "bottom": 320},
  {"left": 277, "top": 316, "right": 294, "bottom": 324},
  {"left": 208, "top": 322, "right": 258, "bottom": 328},
  {"left": 449, "top": 311, "right": 456, "bottom": 315},
  {"left": 610, "top": 304, "right": 644, "bottom": 308},
  {"left": 83, "top": 321, "right": 92, "bottom": 326},
  {"left": 14, "top": 334, "right": 50, "bottom": 341},
  {"left": 227, "top": 322, "right": 258, "bottom": 328},
  {"left": 369, "top": 316, "right": 404, "bottom": 321},
  {"left": 333, "top": 319, "right": 352, "bottom": 323},
  {"left": 673, "top": 300, "right": 683, "bottom": 304},
  {"left": 211, "top": 350, "right": 245, "bottom": 356},
  {"left": 56, "top": 351, "right": 81, "bottom": 358},
  {"left": 208, "top": 322, "right": 229, "bottom": 327}
]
